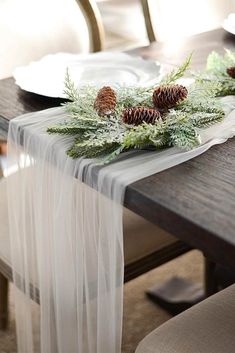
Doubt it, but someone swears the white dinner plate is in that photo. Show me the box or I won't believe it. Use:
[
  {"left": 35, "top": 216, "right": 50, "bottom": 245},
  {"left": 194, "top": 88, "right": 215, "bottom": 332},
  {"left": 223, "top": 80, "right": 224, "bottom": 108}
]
[
  {"left": 13, "top": 52, "right": 161, "bottom": 98},
  {"left": 222, "top": 14, "right": 235, "bottom": 35}
]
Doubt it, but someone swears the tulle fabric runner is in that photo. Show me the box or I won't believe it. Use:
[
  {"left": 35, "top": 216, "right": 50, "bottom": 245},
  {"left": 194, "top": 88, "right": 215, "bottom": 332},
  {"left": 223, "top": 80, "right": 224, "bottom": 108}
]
[{"left": 7, "top": 97, "right": 235, "bottom": 353}]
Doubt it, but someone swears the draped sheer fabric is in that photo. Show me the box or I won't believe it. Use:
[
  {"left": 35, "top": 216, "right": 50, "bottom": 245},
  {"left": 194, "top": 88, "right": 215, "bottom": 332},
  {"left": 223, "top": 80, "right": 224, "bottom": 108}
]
[{"left": 7, "top": 97, "right": 235, "bottom": 353}]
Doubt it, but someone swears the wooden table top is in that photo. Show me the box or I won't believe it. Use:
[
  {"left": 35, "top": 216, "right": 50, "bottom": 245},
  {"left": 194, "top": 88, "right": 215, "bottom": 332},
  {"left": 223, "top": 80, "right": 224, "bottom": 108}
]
[{"left": 1, "top": 28, "right": 235, "bottom": 269}]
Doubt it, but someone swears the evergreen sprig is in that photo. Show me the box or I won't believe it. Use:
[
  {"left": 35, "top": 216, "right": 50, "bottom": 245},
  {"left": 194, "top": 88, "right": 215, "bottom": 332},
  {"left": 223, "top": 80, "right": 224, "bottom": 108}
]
[
  {"left": 160, "top": 53, "right": 192, "bottom": 85},
  {"left": 195, "top": 49, "right": 235, "bottom": 96},
  {"left": 47, "top": 55, "right": 226, "bottom": 164},
  {"left": 63, "top": 69, "right": 80, "bottom": 102}
]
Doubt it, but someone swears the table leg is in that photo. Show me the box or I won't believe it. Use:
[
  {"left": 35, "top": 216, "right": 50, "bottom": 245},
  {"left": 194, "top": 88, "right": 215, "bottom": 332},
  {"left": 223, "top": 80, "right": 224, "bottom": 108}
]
[
  {"left": 146, "top": 256, "right": 218, "bottom": 315},
  {"left": 0, "top": 272, "right": 8, "bottom": 330},
  {"left": 204, "top": 257, "right": 218, "bottom": 297}
]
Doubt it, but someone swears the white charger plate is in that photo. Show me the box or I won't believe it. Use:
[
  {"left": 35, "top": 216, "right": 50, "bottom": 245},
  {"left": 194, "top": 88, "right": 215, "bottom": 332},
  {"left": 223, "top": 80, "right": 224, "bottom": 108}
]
[
  {"left": 13, "top": 52, "right": 161, "bottom": 98},
  {"left": 222, "top": 14, "right": 235, "bottom": 35}
]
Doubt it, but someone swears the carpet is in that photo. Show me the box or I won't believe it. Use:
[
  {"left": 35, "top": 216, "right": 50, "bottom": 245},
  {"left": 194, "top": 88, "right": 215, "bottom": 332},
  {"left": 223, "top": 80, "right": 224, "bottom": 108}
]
[{"left": 0, "top": 250, "right": 203, "bottom": 353}]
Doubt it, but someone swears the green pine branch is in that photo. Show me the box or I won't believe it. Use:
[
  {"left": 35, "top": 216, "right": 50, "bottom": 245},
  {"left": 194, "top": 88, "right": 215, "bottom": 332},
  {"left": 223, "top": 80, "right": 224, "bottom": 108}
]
[
  {"left": 190, "top": 112, "right": 224, "bottom": 128},
  {"left": 97, "top": 145, "right": 125, "bottom": 164},
  {"left": 206, "top": 49, "right": 235, "bottom": 74},
  {"left": 64, "top": 69, "right": 80, "bottom": 101},
  {"left": 47, "top": 124, "right": 97, "bottom": 134},
  {"left": 67, "top": 141, "right": 121, "bottom": 159},
  {"left": 195, "top": 49, "right": 235, "bottom": 96},
  {"left": 160, "top": 53, "right": 192, "bottom": 85}
]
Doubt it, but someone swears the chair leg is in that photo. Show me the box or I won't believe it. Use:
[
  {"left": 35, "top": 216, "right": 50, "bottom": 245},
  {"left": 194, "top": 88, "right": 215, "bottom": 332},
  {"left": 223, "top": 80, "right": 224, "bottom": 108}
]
[
  {"left": 0, "top": 272, "right": 9, "bottom": 330},
  {"left": 204, "top": 257, "right": 218, "bottom": 297}
]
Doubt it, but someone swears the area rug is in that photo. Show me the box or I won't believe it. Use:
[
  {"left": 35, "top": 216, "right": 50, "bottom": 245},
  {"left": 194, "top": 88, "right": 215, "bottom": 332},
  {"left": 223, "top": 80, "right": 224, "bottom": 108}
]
[{"left": 0, "top": 250, "right": 203, "bottom": 353}]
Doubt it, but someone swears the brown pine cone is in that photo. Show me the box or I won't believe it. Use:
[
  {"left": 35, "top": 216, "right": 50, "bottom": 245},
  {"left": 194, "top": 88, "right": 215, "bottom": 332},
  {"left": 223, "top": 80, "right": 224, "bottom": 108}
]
[
  {"left": 122, "top": 107, "right": 161, "bottom": 125},
  {"left": 153, "top": 84, "right": 188, "bottom": 110},
  {"left": 94, "top": 86, "right": 116, "bottom": 116},
  {"left": 227, "top": 67, "right": 235, "bottom": 79}
]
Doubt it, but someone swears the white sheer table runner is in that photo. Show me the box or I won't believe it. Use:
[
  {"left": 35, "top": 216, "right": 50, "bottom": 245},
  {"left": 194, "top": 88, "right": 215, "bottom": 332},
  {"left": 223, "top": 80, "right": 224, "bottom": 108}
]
[{"left": 6, "top": 97, "right": 235, "bottom": 353}]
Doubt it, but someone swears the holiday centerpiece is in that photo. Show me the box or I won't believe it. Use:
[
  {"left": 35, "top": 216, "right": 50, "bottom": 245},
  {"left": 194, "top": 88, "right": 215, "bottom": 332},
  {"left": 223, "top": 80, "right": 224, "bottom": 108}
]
[{"left": 47, "top": 53, "right": 227, "bottom": 164}]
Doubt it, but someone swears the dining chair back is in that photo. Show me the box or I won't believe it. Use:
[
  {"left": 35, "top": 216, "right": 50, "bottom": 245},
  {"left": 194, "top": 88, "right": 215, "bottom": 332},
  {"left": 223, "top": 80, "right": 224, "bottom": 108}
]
[
  {"left": 140, "top": 0, "right": 156, "bottom": 43},
  {"left": 0, "top": 0, "right": 104, "bottom": 79},
  {"left": 135, "top": 284, "right": 235, "bottom": 353},
  {"left": 141, "top": 0, "right": 233, "bottom": 42},
  {"left": 78, "top": 0, "right": 104, "bottom": 52}
]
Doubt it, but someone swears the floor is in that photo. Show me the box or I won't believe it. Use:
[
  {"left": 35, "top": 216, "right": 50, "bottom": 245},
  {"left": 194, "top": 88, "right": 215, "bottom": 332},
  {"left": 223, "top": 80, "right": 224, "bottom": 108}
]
[{"left": 0, "top": 250, "right": 203, "bottom": 353}]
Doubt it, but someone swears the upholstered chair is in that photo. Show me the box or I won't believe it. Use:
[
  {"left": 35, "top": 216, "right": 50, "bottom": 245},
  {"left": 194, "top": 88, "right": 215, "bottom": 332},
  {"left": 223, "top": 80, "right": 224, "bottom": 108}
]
[{"left": 136, "top": 284, "right": 235, "bottom": 353}]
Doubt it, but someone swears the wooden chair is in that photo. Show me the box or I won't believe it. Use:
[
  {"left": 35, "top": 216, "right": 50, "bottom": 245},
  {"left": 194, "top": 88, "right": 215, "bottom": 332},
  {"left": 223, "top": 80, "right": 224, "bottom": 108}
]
[
  {"left": 136, "top": 284, "right": 235, "bottom": 353},
  {"left": 76, "top": 0, "right": 105, "bottom": 52},
  {"left": 0, "top": 0, "right": 104, "bottom": 79},
  {"left": 140, "top": 0, "right": 156, "bottom": 43},
  {"left": 140, "top": 0, "right": 233, "bottom": 43},
  {"left": 0, "top": 170, "right": 190, "bottom": 329}
]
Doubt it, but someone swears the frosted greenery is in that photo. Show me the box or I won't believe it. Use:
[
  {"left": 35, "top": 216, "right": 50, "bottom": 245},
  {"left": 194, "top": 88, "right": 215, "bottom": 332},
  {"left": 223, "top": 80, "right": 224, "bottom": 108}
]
[
  {"left": 160, "top": 53, "right": 192, "bottom": 85},
  {"left": 194, "top": 49, "right": 235, "bottom": 96},
  {"left": 47, "top": 54, "right": 225, "bottom": 164}
]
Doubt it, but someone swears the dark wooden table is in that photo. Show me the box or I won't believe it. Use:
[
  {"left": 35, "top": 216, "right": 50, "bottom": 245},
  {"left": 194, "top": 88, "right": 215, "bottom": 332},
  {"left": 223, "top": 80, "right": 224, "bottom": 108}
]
[{"left": 1, "top": 28, "right": 235, "bottom": 270}]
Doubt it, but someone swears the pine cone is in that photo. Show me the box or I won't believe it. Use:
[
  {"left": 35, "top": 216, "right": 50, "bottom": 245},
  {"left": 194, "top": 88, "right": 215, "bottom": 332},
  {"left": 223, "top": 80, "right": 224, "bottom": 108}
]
[
  {"left": 122, "top": 107, "right": 161, "bottom": 125},
  {"left": 227, "top": 67, "right": 235, "bottom": 78},
  {"left": 94, "top": 86, "right": 116, "bottom": 115},
  {"left": 153, "top": 84, "right": 188, "bottom": 110}
]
